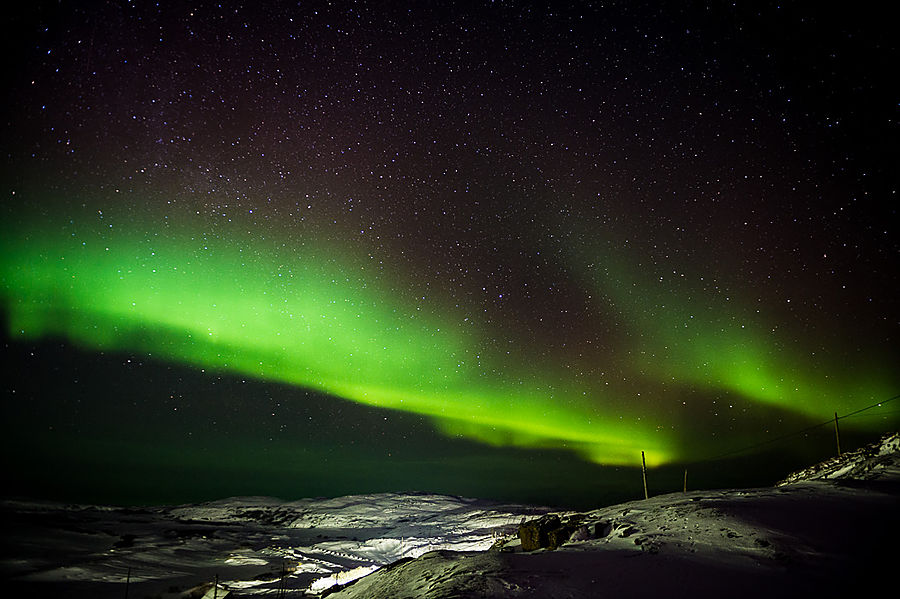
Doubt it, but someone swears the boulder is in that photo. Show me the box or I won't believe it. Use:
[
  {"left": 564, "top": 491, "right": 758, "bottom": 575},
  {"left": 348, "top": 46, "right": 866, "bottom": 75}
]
[
  {"left": 518, "top": 514, "right": 561, "bottom": 551},
  {"left": 546, "top": 526, "right": 571, "bottom": 549},
  {"left": 518, "top": 514, "right": 596, "bottom": 551}
]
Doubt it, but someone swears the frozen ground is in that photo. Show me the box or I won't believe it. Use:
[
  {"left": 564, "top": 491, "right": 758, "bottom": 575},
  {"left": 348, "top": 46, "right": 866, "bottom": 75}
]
[
  {"left": 328, "top": 432, "right": 900, "bottom": 599},
  {"left": 2, "top": 433, "right": 897, "bottom": 598},
  {"left": 1, "top": 492, "right": 547, "bottom": 598}
]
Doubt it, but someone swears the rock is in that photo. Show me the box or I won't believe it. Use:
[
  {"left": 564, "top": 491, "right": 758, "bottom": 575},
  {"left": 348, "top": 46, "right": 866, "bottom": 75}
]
[
  {"left": 568, "top": 525, "right": 592, "bottom": 542},
  {"left": 518, "top": 514, "right": 561, "bottom": 551},
  {"left": 594, "top": 521, "right": 612, "bottom": 538},
  {"left": 518, "top": 514, "right": 596, "bottom": 551},
  {"left": 546, "top": 526, "right": 571, "bottom": 549}
]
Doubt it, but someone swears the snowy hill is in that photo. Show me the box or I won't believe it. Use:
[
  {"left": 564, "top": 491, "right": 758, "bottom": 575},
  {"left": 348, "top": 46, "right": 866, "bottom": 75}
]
[
  {"left": 775, "top": 431, "right": 900, "bottom": 485},
  {"left": 1, "top": 492, "right": 547, "bottom": 598},
  {"left": 326, "top": 433, "right": 900, "bottom": 599},
  {"left": 3, "top": 433, "right": 897, "bottom": 598}
]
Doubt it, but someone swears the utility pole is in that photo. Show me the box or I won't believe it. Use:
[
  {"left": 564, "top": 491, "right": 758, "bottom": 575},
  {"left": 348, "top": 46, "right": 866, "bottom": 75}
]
[
  {"left": 834, "top": 412, "right": 842, "bottom": 457},
  {"left": 641, "top": 451, "right": 649, "bottom": 499}
]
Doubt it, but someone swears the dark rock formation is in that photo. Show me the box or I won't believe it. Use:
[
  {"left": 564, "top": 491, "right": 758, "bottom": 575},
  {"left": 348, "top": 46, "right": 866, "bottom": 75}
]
[
  {"left": 518, "top": 514, "right": 589, "bottom": 551},
  {"left": 518, "top": 515, "right": 560, "bottom": 551}
]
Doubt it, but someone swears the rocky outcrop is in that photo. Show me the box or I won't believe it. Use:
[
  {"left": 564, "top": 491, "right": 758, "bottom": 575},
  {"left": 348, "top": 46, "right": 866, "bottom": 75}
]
[{"left": 518, "top": 514, "right": 586, "bottom": 551}]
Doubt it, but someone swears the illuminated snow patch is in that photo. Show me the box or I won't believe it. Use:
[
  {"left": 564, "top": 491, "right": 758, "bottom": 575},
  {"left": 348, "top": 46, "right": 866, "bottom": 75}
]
[
  {"left": 224, "top": 554, "right": 268, "bottom": 566},
  {"left": 308, "top": 565, "right": 379, "bottom": 592}
]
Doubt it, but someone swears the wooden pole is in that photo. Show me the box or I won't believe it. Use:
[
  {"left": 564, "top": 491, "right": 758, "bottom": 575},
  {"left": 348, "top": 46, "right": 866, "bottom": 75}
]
[
  {"left": 214, "top": 574, "right": 218, "bottom": 599},
  {"left": 641, "top": 451, "right": 649, "bottom": 499},
  {"left": 683, "top": 468, "right": 688, "bottom": 493},
  {"left": 834, "top": 412, "right": 842, "bottom": 457},
  {"left": 124, "top": 567, "right": 130, "bottom": 599}
]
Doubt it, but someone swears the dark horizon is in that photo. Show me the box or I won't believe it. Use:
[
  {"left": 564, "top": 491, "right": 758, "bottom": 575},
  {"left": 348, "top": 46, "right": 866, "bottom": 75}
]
[{"left": 3, "top": 327, "right": 893, "bottom": 511}]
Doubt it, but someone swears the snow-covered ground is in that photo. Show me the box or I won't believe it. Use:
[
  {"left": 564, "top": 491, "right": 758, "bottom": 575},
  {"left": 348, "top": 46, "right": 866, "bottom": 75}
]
[
  {"left": 1, "top": 491, "right": 547, "bottom": 598},
  {"left": 327, "top": 432, "right": 900, "bottom": 598},
  {"left": 3, "top": 433, "right": 897, "bottom": 598}
]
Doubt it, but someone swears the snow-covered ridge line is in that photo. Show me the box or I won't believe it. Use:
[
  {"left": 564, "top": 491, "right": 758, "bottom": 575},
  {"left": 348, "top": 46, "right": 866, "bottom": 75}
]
[
  {"left": 324, "top": 431, "right": 900, "bottom": 598},
  {"left": 169, "top": 491, "right": 540, "bottom": 531},
  {"left": 776, "top": 431, "right": 900, "bottom": 485}
]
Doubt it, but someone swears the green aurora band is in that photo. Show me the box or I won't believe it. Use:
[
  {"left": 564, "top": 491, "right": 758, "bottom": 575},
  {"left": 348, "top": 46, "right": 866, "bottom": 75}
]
[
  {"left": 1, "top": 210, "right": 675, "bottom": 466},
  {"left": 573, "top": 242, "right": 897, "bottom": 422},
  {"left": 2, "top": 209, "right": 895, "bottom": 467}
]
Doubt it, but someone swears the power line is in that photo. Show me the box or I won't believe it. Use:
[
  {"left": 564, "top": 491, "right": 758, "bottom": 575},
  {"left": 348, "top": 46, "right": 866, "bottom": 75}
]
[
  {"left": 701, "top": 393, "right": 900, "bottom": 463},
  {"left": 837, "top": 394, "right": 900, "bottom": 419},
  {"left": 842, "top": 408, "right": 900, "bottom": 419}
]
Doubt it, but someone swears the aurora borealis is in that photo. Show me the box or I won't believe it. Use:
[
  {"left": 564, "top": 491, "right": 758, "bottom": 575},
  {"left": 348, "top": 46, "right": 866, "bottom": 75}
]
[
  {"left": 2, "top": 1, "right": 897, "bottom": 507},
  {"left": 1, "top": 208, "right": 679, "bottom": 466}
]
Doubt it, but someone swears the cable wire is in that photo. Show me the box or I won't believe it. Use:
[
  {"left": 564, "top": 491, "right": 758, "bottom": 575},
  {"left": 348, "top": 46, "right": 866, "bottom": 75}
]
[{"left": 701, "top": 393, "right": 900, "bottom": 462}]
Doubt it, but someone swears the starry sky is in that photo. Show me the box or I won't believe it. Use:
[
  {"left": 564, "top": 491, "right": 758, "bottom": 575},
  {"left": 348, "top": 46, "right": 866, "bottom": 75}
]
[{"left": 1, "top": 1, "right": 897, "bottom": 509}]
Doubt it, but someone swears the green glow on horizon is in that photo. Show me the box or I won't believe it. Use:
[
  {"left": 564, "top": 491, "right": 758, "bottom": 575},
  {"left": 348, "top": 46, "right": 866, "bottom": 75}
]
[
  {"left": 574, "top": 245, "right": 897, "bottom": 422},
  {"left": 0, "top": 211, "right": 676, "bottom": 467}
]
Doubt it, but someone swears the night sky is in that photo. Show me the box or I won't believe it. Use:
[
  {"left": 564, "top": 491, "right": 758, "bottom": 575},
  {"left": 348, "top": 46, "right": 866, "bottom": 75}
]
[{"left": 1, "top": 1, "right": 897, "bottom": 509}]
